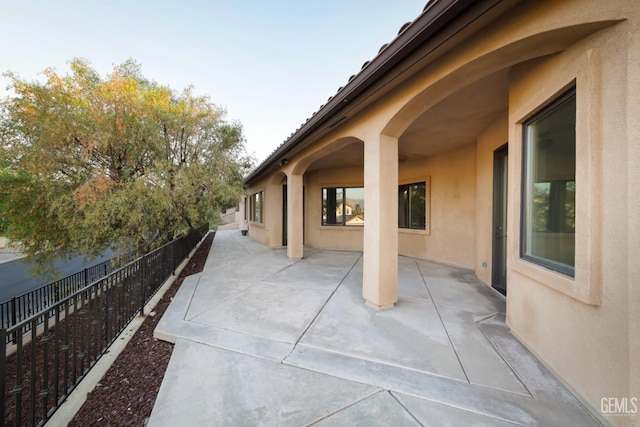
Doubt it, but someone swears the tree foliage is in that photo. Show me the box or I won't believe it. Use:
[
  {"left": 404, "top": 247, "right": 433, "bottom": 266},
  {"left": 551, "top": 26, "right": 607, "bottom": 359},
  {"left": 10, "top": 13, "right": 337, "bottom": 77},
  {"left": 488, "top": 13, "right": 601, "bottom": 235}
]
[{"left": 0, "top": 59, "right": 252, "bottom": 271}]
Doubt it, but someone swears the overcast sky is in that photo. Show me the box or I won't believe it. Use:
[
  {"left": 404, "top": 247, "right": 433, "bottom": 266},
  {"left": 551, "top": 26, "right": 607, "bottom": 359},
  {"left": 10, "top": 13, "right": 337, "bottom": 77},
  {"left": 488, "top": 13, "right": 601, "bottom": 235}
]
[{"left": 1, "top": 0, "right": 426, "bottom": 162}]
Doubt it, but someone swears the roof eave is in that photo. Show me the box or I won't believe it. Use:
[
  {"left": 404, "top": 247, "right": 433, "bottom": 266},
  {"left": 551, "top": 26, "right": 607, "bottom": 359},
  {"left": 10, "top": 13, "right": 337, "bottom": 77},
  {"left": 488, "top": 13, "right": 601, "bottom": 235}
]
[{"left": 244, "top": 0, "right": 480, "bottom": 185}]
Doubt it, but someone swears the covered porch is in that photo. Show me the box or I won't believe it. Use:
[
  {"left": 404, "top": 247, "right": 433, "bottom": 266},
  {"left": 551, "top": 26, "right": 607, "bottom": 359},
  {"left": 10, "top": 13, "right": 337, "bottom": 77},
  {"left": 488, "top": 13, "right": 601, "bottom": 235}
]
[{"left": 149, "top": 230, "right": 600, "bottom": 426}]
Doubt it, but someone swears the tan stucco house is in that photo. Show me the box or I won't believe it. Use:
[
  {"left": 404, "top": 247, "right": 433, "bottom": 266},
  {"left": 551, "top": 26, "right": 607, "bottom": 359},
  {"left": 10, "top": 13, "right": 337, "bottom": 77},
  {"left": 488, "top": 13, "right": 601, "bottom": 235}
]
[{"left": 242, "top": 0, "right": 639, "bottom": 424}]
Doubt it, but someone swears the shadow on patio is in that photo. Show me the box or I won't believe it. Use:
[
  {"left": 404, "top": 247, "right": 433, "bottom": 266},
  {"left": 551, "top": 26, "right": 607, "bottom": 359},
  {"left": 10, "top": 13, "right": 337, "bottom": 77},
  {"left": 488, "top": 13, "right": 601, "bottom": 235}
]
[{"left": 149, "top": 230, "right": 601, "bottom": 426}]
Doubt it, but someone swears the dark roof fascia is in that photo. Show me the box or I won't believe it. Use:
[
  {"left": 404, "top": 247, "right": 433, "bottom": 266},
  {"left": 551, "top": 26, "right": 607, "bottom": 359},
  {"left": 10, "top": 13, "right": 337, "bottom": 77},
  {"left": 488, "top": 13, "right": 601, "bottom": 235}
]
[{"left": 244, "top": 0, "right": 479, "bottom": 184}]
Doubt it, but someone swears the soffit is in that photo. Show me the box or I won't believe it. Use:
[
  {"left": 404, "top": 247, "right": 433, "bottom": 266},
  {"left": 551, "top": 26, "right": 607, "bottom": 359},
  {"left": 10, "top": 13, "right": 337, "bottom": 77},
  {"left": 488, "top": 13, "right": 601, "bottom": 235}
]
[
  {"left": 305, "top": 143, "right": 364, "bottom": 172},
  {"left": 245, "top": 0, "right": 515, "bottom": 183},
  {"left": 304, "top": 69, "right": 509, "bottom": 172},
  {"left": 399, "top": 69, "right": 509, "bottom": 158}
]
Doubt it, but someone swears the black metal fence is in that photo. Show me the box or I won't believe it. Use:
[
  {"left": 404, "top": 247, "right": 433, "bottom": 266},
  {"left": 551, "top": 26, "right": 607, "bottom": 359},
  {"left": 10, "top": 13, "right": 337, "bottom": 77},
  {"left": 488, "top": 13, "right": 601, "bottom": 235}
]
[
  {"left": 0, "top": 250, "right": 138, "bottom": 334},
  {"left": 0, "top": 224, "right": 209, "bottom": 426}
]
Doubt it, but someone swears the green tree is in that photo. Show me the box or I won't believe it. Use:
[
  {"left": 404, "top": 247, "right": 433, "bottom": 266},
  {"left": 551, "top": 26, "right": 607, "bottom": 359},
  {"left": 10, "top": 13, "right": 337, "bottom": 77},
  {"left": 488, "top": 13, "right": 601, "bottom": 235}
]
[
  {"left": 0, "top": 59, "right": 252, "bottom": 273},
  {"left": 0, "top": 169, "right": 10, "bottom": 233}
]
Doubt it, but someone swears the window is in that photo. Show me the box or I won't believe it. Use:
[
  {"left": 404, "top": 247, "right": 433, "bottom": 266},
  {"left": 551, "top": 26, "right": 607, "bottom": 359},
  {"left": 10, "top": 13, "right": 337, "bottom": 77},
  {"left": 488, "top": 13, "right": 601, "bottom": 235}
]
[
  {"left": 522, "top": 88, "right": 576, "bottom": 276},
  {"left": 250, "top": 191, "right": 263, "bottom": 223},
  {"left": 322, "top": 187, "right": 364, "bottom": 226},
  {"left": 398, "top": 182, "right": 426, "bottom": 229}
]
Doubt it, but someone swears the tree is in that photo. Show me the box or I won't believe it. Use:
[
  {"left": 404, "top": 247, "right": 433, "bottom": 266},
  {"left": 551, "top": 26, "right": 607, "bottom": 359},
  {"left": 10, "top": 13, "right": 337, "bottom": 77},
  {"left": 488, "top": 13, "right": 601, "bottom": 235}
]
[
  {"left": 0, "top": 59, "right": 252, "bottom": 273},
  {"left": 0, "top": 169, "right": 10, "bottom": 234}
]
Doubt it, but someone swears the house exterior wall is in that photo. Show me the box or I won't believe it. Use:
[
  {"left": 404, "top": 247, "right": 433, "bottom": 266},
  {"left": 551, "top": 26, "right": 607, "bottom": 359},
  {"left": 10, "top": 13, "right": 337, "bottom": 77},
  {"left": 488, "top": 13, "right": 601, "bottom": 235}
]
[
  {"left": 301, "top": 145, "right": 479, "bottom": 269},
  {"left": 475, "top": 112, "right": 508, "bottom": 285},
  {"left": 398, "top": 145, "right": 476, "bottom": 268},
  {"left": 246, "top": 174, "right": 284, "bottom": 248},
  {"left": 245, "top": 0, "right": 638, "bottom": 422},
  {"left": 507, "top": 21, "right": 634, "bottom": 419},
  {"left": 627, "top": 0, "right": 640, "bottom": 412},
  {"left": 305, "top": 166, "right": 364, "bottom": 252}
]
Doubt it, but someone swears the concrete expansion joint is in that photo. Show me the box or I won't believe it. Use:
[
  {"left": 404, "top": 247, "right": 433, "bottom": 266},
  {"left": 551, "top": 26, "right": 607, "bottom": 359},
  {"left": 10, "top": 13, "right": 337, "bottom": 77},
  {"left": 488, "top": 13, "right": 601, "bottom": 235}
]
[
  {"left": 418, "top": 271, "right": 472, "bottom": 385},
  {"left": 388, "top": 391, "right": 517, "bottom": 427},
  {"left": 475, "top": 312, "right": 502, "bottom": 324},
  {"left": 285, "top": 343, "right": 473, "bottom": 387},
  {"left": 182, "top": 336, "right": 283, "bottom": 364},
  {"left": 424, "top": 401, "right": 524, "bottom": 427},
  {"left": 182, "top": 276, "right": 203, "bottom": 321},
  {"left": 303, "top": 389, "right": 385, "bottom": 426},
  {"left": 293, "top": 251, "right": 360, "bottom": 343},
  {"left": 230, "top": 236, "right": 253, "bottom": 256},
  {"left": 387, "top": 390, "right": 424, "bottom": 426},
  {"left": 471, "top": 380, "right": 534, "bottom": 399},
  {"left": 150, "top": 232, "right": 603, "bottom": 426},
  {"left": 476, "top": 321, "right": 534, "bottom": 399},
  {"left": 460, "top": 276, "right": 505, "bottom": 314}
]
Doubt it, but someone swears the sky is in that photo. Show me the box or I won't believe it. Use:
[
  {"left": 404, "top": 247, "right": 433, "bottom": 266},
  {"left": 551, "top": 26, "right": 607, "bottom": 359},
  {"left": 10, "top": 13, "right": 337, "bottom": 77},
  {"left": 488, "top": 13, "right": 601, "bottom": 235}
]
[{"left": 0, "top": 0, "right": 426, "bottom": 163}]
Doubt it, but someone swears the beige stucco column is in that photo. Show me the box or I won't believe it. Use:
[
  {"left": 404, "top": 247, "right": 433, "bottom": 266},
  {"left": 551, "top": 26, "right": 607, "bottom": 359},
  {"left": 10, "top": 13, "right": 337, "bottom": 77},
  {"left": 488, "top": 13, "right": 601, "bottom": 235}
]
[
  {"left": 362, "top": 133, "right": 398, "bottom": 309},
  {"left": 287, "top": 173, "right": 304, "bottom": 260},
  {"left": 238, "top": 195, "right": 248, "bottom": 231}
]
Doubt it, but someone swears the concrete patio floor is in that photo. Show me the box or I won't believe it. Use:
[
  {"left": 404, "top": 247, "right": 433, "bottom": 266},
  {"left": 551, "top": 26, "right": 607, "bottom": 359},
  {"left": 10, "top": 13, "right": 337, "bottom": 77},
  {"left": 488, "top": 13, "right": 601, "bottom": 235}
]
[{"left": 149, "top": 230, "right": 602, "bottom": 426}]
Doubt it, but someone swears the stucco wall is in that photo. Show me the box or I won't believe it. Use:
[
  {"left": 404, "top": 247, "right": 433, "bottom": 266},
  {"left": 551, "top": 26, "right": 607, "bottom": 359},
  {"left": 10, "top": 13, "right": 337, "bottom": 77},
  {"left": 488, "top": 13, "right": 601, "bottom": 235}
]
[
  {"left": 398, "top": 144, "right": 477, "bottom": 268},
  {"left": 244, "top": 2, "right": 638, "bottom": 422},
  {"left": 246, "top": 174, "right": 284, "bottom": 248},
  {"left": 304, "top": 166, "right": 365, "bottom": 251},
  {"left": 507, "top": 22, "right": 632, "bottom": 423},
  {"left": 301, "top": 145, "right": 478, "bottom": 270},
  {"left": 626, "top": 0, "right": 640, "bottom": 414},
  {"left": 475, "top": 113, "right": 509, "bottom": 285}
]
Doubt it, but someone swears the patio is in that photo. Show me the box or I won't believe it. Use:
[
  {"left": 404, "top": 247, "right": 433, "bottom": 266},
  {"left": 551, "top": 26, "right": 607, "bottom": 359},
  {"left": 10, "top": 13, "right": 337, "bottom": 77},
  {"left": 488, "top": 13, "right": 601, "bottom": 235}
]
[{"left": 149, "top": 230, "right": 601, "bottom": 426}]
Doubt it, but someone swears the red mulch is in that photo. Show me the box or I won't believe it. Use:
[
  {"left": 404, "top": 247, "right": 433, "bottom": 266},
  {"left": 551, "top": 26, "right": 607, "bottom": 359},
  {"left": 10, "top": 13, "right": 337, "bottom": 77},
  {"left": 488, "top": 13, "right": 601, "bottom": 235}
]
[{"left": 68, "top": 231, "right": 214, "bottom": 427}]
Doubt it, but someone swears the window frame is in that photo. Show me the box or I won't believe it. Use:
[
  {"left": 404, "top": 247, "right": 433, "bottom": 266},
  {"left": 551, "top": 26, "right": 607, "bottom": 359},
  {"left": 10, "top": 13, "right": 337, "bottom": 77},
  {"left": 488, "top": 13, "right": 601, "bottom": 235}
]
[
  {"left": 244, "top": 197, "right": 248, "bottom": 220},
  {"left": 249, "top": 191, "right": 263, "bottom": 224},
  {"left": 321, "top": 186, "right": 365, "bottom": 227},
  {"left": 398, "top": 181, "right": 427, "bottom": 230},
  {"left": 520, "top": 87, "right": 576, "bottom": 277},
  {"left": 510, "top": 48, "right": 604, "bottom": 306}
]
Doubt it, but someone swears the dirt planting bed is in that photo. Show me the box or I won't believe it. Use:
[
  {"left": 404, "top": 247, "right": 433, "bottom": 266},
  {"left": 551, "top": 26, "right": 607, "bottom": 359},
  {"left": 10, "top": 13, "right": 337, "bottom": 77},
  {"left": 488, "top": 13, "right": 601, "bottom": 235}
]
[{"left": 68, "top": 231, "right": 214, "bottom": 426}]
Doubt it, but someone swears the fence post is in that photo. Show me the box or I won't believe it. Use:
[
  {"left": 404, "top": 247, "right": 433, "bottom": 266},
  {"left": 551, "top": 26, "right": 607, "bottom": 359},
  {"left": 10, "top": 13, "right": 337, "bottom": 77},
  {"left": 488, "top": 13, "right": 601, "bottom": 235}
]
[
  {"left": 139, "top": 256, "right": 146, "bottom": 316},
  {"left": 172, "top": 241, "right": 177, "bottom": 276},
  {"left": 11, "top": 297, "right": 17, "bottom": 344},
  {"left": 0, "top": 328, "right": 5, "bottom": 425},
  {"left": 103, "top": 282, "right": 109, "bottom": 344},
  {"left": 84, "top": 268, "right": 89, "bottom": 287}
]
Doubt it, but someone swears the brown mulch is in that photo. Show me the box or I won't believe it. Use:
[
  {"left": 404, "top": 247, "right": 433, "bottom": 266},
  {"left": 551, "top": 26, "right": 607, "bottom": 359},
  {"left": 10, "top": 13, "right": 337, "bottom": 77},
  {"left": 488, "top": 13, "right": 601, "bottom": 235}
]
[{"left": 68, "top": 231, "right": 215, "bottom": 427}]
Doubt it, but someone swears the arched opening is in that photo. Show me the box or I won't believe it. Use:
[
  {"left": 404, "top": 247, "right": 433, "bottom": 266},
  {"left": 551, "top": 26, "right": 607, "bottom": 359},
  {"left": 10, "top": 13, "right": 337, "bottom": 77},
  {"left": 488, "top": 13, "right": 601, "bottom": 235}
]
[
  {"left": 293, "top": 137, "right": 365, "bottom": 252},
  {"left": 379, "top": 22, "right": 617, "bottom": 290}
]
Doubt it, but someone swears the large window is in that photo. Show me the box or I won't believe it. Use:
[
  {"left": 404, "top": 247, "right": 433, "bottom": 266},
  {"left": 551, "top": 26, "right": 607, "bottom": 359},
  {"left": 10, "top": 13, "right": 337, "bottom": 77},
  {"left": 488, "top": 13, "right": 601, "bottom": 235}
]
[
  {"left": 398, "top": 182, "right": 426, "bottom": 230},
  {"left": 250, "top": 191, "right": 263, "bottom": 223},
  {"left": 322, "top": 187, "right": 365, "bottom": 226},
  {"left": 522, "top": 88, "right": 576, "bottom": 276}
]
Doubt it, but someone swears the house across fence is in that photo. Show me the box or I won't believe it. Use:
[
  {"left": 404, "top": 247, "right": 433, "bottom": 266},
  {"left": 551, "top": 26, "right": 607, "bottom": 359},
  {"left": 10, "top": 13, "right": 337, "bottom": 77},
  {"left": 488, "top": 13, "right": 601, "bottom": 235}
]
[{"left": 0, "top": 224, "right": 209, "bottom": 426}]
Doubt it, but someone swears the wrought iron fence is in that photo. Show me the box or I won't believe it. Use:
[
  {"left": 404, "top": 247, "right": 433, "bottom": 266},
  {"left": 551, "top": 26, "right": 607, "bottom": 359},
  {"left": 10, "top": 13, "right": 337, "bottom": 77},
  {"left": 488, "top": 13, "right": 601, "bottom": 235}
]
[
  {"left": 0, "top": 250, "right": 138, "bottom": 334},
  {"left": 0, "top": 224, "right": 209, "bottom": 426}
]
